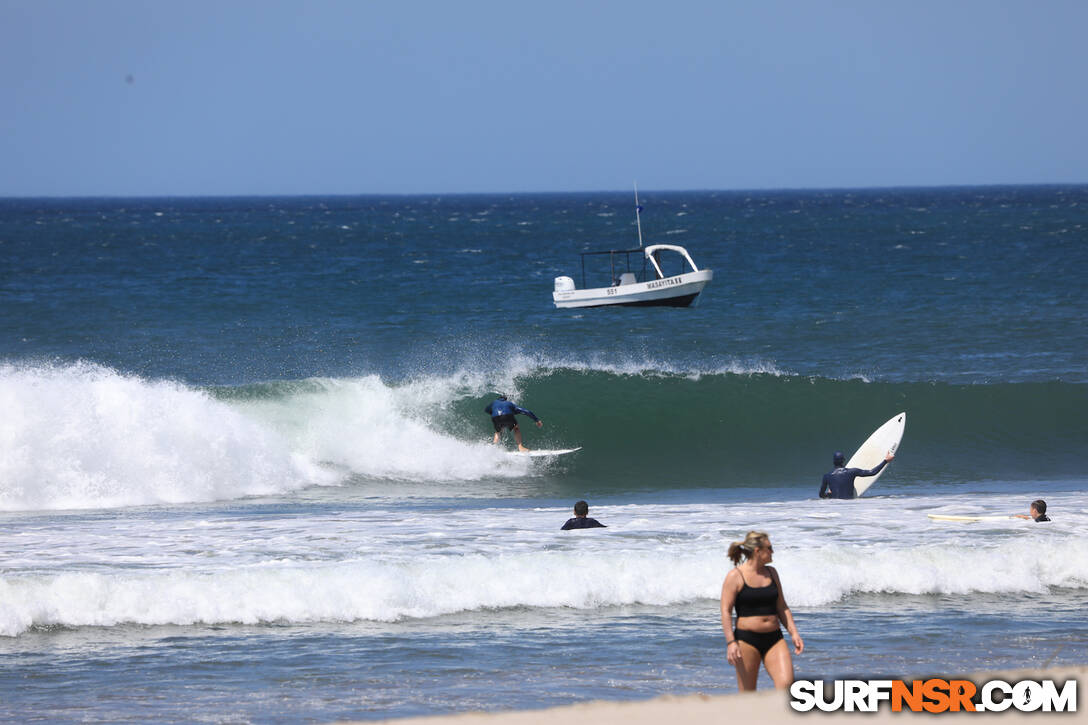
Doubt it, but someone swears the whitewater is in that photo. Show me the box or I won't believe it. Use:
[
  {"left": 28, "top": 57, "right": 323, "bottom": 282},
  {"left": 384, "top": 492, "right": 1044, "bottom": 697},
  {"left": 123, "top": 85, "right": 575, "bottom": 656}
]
[
  {"left": 3, "top": 359, "right": 1085, "bottom": 654},
  {"left": 3, "top": 491, "right": 1086, "bottom": 638}
]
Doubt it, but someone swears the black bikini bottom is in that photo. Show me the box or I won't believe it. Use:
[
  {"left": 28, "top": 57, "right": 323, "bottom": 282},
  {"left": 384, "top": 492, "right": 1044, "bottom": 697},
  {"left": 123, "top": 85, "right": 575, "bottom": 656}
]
[{"left": 734, "top": 627, "right": 784, "bottom": 656}]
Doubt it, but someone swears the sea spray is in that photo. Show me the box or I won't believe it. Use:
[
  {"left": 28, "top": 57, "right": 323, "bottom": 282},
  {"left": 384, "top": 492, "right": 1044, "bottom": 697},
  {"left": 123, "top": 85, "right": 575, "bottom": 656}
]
[
  {"left": 220, "top": 374, "right": 533, "bottom": 482},
  {"left": 0, "top": 362, "right": 335, "bottom": 510}
]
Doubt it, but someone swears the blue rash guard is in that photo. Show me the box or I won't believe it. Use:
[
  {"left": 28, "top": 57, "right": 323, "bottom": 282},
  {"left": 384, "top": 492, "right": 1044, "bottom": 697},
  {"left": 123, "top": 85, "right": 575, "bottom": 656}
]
[
  {"left": 819, "top": 460, "right": 889, "bottom": 500},
  {"left": 484, "top": 399, "right": 540, "bottom": 422}
]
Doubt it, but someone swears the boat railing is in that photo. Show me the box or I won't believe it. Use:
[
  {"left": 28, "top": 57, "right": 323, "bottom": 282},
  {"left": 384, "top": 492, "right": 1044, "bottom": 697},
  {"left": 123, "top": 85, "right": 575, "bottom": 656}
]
[
  {"left": 578, "top": 248, "right": 651, "bottom": 289},
  {"left": 577, "top": 245, "right": 697, "bottom": 288}
]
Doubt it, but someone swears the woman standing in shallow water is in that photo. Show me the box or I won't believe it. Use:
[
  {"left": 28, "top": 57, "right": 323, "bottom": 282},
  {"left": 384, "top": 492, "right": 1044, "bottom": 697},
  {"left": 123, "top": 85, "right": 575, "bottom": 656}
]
[{"left": 720, "top": 531, "right": 804, "bottom": 690}]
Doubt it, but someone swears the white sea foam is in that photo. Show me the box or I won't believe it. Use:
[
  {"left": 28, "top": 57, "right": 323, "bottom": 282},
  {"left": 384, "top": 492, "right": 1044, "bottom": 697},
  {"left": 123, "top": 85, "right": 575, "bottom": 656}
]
[
  {"left": 0, "top": 362, "right": 335, "bottom": 511},
  {"left": 1, "top": 531, "right": 1083, "bottom": 637},
  {"left": 230, "top": 374, "right": 530, "bottom": 483},
  {"left": 1, "top": 492, "right": 1084, "bottom": 636},
  {"left": 0, "top": 361, "right": 537, "bottom": 511}
]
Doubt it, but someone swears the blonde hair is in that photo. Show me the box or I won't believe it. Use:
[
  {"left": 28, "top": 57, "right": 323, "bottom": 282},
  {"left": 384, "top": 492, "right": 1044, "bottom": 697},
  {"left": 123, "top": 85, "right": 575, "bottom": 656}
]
[{"left": 728, "top": 530, "right": 770, "bottom": 565}]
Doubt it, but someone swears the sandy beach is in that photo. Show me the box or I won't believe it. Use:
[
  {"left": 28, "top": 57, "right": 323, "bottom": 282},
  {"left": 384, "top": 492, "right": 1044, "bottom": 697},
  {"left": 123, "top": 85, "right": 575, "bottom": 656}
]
[{"left": 363, "top": 666, "right": 1086, "bottom": 724}]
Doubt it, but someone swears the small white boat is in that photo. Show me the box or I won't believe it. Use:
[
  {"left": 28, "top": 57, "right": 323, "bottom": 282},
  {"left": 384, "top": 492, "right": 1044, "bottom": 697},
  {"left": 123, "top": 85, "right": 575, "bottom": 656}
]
[
  {"left": 552, "top": 189, "right": 713, "bottom": 309},
  {"left": 552, "top": 244, "right": 713, "bottom": 308}
]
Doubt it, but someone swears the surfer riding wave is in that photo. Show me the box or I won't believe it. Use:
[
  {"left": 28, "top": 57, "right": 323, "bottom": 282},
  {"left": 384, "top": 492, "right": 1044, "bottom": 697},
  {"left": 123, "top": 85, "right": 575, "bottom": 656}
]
[{"left": 485, "top": 394, "right": 543, "bottom": 452}]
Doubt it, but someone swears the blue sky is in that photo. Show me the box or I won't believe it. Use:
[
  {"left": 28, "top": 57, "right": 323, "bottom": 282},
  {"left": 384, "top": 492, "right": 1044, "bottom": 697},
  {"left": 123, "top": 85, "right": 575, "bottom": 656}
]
[{"left": 2, "top": 0, "right": 1086, "bottom": 196}]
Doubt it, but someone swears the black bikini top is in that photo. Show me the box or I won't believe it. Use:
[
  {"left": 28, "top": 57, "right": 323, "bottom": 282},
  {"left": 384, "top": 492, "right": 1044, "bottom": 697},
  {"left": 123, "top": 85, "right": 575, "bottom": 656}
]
[{"left": 734, "top": 569, "right": 779, "bottom": 617}]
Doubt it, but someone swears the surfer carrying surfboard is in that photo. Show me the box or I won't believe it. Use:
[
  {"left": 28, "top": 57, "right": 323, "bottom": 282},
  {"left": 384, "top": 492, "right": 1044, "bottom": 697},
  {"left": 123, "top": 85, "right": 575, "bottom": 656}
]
[
  {"left": 720, "top": 531, "right": 804, "bottom": 692},
  {"left": 484, "top": 394, "right": 543, "bottom": 452},
  {"left": 819, "top": 451, "right": 895, "bottom": 500}
]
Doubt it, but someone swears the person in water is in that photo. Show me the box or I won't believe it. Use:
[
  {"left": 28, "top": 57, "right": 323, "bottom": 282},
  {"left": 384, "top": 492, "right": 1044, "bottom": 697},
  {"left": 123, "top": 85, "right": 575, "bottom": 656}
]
[
  {"left": 720, "top": 531, "right": 803, "bottom": 691},
  {"left": 1014, "top": 499, "right": 1051, "bottom": 522},
  {"left": 819, "top": 451, "right": 895, "bottom": 499},
  {"left": 561, "top": 500, "right": 606, "bottom": 530},
  {"left": 484, "top": 394, "right": 543, "bottom": 452}
]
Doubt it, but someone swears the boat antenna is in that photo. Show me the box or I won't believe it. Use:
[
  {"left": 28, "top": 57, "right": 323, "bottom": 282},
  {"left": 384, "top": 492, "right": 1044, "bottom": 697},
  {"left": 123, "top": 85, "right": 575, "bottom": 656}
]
[{"left": 634, "top": 182, "right": 644, "bottom": 248}]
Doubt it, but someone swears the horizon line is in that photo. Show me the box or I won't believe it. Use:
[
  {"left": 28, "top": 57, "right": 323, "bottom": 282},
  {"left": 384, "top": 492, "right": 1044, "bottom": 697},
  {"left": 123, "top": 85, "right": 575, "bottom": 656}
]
[{"left": 2, "top": 180, "right": 1087, "bottom": 201}]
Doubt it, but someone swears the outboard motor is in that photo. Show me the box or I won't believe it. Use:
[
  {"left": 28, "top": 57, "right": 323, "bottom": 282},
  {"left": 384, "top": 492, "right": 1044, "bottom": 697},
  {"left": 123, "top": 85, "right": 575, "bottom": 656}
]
[{"left": 553, "top": 276, "right": 575, "bottom": 293}]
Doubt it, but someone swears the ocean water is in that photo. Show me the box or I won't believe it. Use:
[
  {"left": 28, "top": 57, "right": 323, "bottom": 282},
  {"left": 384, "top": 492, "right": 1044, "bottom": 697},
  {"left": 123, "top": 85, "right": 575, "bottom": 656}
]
[{"left": 0, "top": 187, "right": 1086, "bottom": 722}]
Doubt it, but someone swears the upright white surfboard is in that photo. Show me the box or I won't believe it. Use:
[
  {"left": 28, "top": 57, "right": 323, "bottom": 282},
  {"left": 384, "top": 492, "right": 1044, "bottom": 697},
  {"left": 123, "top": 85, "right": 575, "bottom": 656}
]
[{"left": 846, "top": 412, "right": 905, "bottom": 497}]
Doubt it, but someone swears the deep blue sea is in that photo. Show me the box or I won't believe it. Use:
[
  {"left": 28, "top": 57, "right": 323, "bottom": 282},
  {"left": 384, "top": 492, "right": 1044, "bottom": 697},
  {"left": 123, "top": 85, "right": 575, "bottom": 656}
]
[{"left": 1, "top": 187, "right": 1086, "bottom": 722}]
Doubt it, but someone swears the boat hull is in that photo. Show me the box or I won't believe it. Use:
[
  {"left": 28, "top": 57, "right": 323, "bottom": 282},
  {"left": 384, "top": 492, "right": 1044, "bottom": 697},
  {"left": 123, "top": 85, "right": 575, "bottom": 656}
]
[{"left": 552, "top": 270, "right": 712, "bottom": 309}]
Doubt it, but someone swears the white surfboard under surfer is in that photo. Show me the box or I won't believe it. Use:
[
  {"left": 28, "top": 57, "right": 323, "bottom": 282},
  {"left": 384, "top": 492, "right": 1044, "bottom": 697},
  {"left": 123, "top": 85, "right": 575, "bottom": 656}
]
[{"left": 484, "top": 394, "right": 583, "bottom": 457}]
